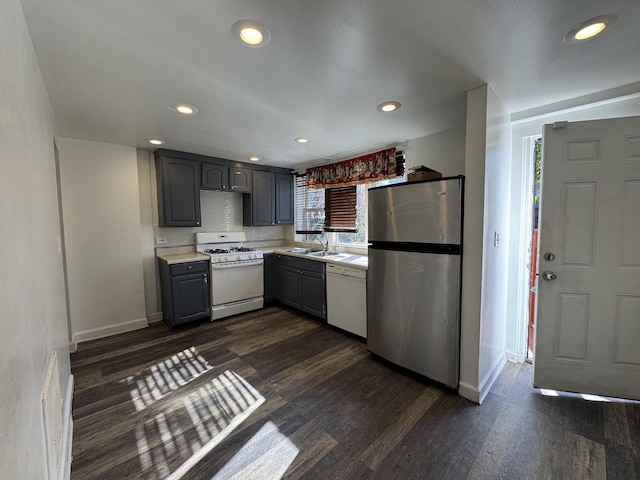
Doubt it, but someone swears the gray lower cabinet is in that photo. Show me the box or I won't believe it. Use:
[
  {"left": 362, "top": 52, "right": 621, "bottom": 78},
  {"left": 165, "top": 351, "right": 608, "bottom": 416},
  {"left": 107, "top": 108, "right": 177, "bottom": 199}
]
[
  {"left": 300, "top": 270, "right": 325, "bottom": 318},
  {"left": 159, "top": 260, "right": 210, "bottom": 329},
  {"left": 263, "top": 253, "right": 278, "bottom": 302},
  {"left": 279, "top": 255, "right": 326, "bottom": 320}
]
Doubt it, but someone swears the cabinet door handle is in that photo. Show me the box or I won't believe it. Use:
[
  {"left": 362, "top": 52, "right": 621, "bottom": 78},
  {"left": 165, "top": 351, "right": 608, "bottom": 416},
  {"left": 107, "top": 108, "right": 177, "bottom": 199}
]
[
  {"left": 188, "top": 265, "right": 192, "bottom": 269},
  {"left": 203, "top": 275, "right": 208, "bottom": 286}
]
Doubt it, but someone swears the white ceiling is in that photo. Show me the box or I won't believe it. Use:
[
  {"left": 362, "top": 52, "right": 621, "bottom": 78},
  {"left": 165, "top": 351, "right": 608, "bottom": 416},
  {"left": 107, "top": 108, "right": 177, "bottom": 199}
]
[{"left": 20, "top": 0, "right": 640, "bottom": 169}]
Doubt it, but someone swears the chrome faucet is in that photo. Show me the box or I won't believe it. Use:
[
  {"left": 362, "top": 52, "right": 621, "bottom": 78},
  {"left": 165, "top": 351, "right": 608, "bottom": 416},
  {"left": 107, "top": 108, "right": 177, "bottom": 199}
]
[{"left": 316, "top": 237, "right": 328, "bottom": 252}]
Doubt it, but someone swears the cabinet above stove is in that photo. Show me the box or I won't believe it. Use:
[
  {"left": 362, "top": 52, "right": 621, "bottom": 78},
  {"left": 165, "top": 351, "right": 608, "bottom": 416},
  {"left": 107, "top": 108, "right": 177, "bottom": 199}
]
[{"left": 154, "top": 149, "right": 293, "bottom": 228}]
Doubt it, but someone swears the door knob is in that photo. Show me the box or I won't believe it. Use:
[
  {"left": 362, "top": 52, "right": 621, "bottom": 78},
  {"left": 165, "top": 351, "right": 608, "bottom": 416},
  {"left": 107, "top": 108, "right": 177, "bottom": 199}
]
[{"left": 542, "top": 270, "right": 557, "bottom": 281}]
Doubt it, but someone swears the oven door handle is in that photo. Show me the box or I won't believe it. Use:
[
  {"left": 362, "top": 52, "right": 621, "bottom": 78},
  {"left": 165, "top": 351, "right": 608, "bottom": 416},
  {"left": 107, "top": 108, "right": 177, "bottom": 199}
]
[{"left": 211, "top": 259, "right": 264, "bottom": 269}]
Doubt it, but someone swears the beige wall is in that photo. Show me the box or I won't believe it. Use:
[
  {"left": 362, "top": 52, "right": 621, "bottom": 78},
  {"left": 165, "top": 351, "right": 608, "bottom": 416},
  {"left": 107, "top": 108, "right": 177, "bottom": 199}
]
[
  {"left": 57, "top": 138, "right": 147, "bottom": 344},
  {"left": 406, "top": 126, "right": 466, "bottom": 176},
  {"left": 0, "top": 0, "right": 72, "bottom": 476}
]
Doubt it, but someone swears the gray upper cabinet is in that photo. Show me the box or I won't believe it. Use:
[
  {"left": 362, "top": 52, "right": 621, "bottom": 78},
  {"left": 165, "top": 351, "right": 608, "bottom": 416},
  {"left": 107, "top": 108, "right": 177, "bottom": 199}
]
[
  {"left": 202, "top": 163, "right": 252, "bottom": 193},
  {"left": 201, "top": 163, "right": 229, "bottom": 191},
  {"left": 229, "top": 167, "right": 252, "bottom": 193},
  {"left": 156, "top": 155, "right": 201, "bottom": 227},
  {"left": 248, "top": 171, "right": 276, "bottom": 226},
  {"left": 275, "top": 173, "right": 294, "bottom": 225},
  {"left": 154, "top": 149, "right": 292, "bottom": 228},
  {"left": 243, "top": 171, "right": 294, "bottom": 226}
]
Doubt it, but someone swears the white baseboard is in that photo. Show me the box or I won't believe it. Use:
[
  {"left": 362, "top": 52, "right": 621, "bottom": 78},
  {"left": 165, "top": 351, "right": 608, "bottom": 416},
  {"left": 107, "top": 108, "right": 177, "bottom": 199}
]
[
  {"left": 458, "top": 356, "right": 507, "bottom": 405},
  {"left": 478, "top": 356, "right": 507, "bottom": 404},
  {"left": 505, "top": 349, "right": 526, "bottom": 363},
  {"left": 147, "top": 312, "right": 164, "bottom": 324},
  {"left": 72, "top": 317, "right": 148, "bottom": 344},
  {"left": 59, "top": 374, "right": 74, "bottom": 480},
  {"left": 458, "top": 381, "right": 480, "bottom": 404}
]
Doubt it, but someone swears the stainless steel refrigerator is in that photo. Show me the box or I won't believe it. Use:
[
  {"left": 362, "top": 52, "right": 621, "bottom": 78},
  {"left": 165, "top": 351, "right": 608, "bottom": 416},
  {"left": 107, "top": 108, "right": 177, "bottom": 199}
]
[{"left": 367, "top": 176, "right": 464, "bottom": 388}]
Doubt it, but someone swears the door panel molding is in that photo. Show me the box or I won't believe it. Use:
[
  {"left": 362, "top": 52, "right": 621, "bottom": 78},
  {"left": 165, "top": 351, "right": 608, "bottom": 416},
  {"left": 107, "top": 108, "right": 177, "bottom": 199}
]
[{"left": 553, "top": 292, "right": 591, "bottom": 362}]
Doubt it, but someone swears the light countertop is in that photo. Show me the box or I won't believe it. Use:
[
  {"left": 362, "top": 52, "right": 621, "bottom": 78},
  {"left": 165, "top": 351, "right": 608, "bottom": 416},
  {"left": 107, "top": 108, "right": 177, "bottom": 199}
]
[
  {"left": 271, "top": 248, "right": 368, "bottom": 269},
  {"left": 156, "top": 248, "right": 367, "bottom": 269},
  {"left": 156, "top": 252, "right": 210, "bottom": 264}
]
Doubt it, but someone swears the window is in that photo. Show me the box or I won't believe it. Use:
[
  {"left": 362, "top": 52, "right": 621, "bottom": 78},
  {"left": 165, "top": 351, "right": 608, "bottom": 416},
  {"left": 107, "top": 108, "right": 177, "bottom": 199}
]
[
  {"left": 294, "top": 147, "right": 406, "bottom": 246},
  {"left": 295, "top": 174, "right": 324, "bottom": 235},
  {"left": 333, "top": 176, "right": 405, "bottom": 246},
  {"left": 334, "top": 185, "right": 367, "bottom": 244},
  {"left": 324, "top": 186, "right": 357, "bottom": 233}
]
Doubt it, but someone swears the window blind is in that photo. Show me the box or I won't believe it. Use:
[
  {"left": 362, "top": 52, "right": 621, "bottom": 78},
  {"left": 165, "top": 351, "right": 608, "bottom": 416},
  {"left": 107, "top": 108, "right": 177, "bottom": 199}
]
[
  {"left": 324, "top": 185, "right": 358, "bottom": 233},
  {"left": 295, "top": 174, "right": 324, "bottom": 234}
]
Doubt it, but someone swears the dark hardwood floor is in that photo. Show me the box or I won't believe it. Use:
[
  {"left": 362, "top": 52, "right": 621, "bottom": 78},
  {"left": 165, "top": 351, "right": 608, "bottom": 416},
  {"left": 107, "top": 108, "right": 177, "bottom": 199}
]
[{"left": 70, "top": 305, "right": 640, "bottom": 479}]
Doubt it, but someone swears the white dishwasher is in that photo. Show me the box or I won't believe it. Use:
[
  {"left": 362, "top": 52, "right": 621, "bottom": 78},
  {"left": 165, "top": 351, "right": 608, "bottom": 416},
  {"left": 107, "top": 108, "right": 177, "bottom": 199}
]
[{"left": 326, "top": 263, "right": 367, "bottom": 338}]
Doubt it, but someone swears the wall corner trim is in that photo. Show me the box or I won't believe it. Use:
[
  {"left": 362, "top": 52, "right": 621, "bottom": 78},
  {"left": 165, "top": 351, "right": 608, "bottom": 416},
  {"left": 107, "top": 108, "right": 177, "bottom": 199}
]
[
  {"left": 72, "top": 317, "right": 148, "bottom": 345},
  {"left": 459, "top": 355, "right": 508, "bottom": 405},
  {"left": 478, "top": 356, "right": 507, "bottom": 404},
  {"left": 505, "top": 349, "right": 527, "bottom": 364},
  {"left": 147, "top": 312, "right": 164, "bottom": 324},
  {"left": 458, "top": 381, "right": 481, "bottom": 404}
]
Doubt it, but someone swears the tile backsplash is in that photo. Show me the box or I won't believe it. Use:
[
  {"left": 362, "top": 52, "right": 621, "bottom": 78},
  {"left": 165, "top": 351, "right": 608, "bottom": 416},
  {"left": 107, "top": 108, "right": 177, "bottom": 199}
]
[{"left": 153, "top": 189, "right": 292, "bottom": 247}]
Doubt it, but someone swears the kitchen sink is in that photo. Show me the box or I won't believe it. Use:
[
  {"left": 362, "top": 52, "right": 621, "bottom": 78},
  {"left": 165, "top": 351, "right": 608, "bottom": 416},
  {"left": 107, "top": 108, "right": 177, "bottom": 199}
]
[
  {"left": 307, "top": 250, "right": 342, "bottom": 257},
  {"left": 288, "top": 247, "right": 311, "bottom": 254}
]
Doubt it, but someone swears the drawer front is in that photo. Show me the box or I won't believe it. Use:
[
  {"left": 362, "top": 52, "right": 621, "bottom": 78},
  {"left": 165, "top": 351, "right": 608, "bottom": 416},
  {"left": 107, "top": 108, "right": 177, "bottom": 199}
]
[{"left": 170, "top": 260, "right": 209, "bottom": 276}]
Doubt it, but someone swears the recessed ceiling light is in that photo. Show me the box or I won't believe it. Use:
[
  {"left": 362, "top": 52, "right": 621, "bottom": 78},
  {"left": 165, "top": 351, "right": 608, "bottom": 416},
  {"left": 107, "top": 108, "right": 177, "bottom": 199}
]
[
  {"left": 249, "top": 155, "right": 261, "bottom": 162},
  {"left": 170, "top": 103, "right": 198, "bottom": 115},
  {"left": 295, "top": 137, "right": 309, "bottom": 144},
  {"left": 232, "top": 20, "right": 271, "bottom": 48},
  {"left": 564, "top": 14, "right": 618, "bottom": 44},
  {"left": 377, "top": 101, "right": 401, "bottom": 113},
  {"left": 147, "top": 138, "right": 165, "bottom": 145}
]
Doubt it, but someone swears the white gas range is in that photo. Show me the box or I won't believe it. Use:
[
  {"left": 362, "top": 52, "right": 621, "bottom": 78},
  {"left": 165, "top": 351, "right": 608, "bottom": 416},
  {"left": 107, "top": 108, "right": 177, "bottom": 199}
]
[{"left": 195, "top": 232, "right": 264, "bottom": 320}]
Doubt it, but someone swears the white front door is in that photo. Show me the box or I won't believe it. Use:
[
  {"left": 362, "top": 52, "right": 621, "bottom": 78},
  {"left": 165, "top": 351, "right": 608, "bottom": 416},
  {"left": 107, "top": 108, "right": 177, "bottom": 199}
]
[{"left": 534, "top": 116, "right": 640, "bottom": 400}]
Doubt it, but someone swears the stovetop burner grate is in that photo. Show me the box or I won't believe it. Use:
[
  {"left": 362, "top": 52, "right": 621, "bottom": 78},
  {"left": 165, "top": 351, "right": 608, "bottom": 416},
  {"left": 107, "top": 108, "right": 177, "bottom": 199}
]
[{"left": 203, "top": 247, "right": 256, "bottom": 254}]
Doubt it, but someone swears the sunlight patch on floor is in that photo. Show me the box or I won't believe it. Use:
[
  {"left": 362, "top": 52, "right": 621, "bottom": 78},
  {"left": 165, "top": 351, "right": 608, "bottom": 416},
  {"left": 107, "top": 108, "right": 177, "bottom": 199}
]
[
  {"left": 539, "top": 388, "right": 640, "bottom": 404},
  {"left": 133, "top": 368, "right": 265, "bottom": 479},
  {"left": 210, "top": 421, "right": 300, "bottom": 480},
  {"left": 122, "top": 346, "right": 214, "bottom": 411}
]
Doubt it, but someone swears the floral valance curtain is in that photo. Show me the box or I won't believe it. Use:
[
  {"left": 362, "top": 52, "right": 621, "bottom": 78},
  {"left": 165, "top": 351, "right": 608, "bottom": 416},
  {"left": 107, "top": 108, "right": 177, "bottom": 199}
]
[{"left": 306, "top": 147, "right": 401, "bottom": 188}]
